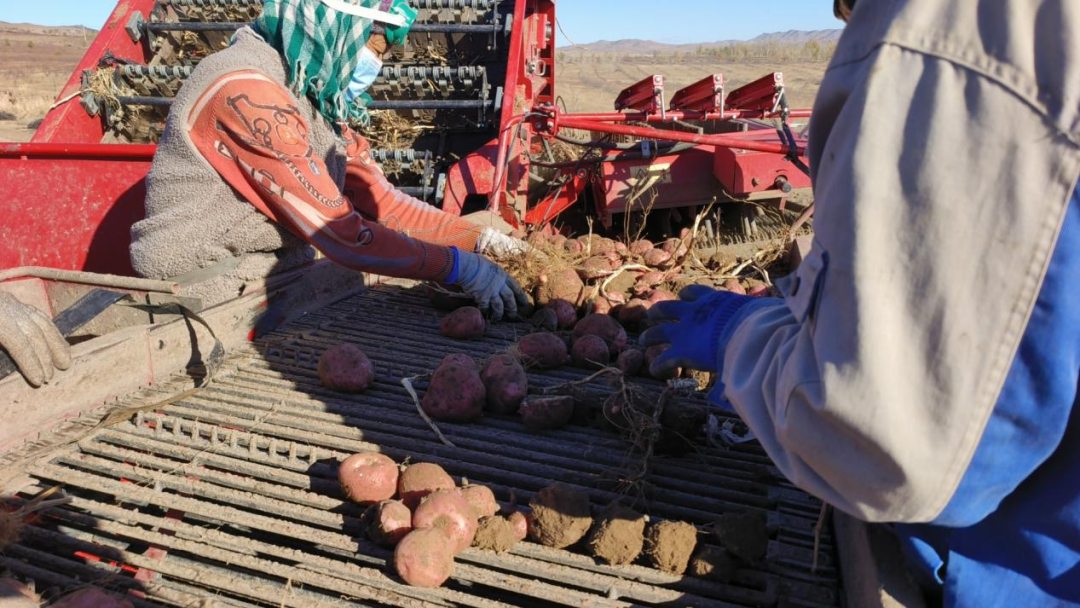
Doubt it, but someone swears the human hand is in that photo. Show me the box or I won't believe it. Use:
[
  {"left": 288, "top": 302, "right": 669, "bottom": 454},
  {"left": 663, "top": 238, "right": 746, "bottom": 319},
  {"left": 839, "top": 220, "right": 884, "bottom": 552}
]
[
  {"left": 0, "top": 292, "right": 71, "bottom": 387},
  {"left": 639, "top": 284, "right": 750, "bottom": 378},
  {"left": 454, "top": 250, "right": 529, "bottom": 320}
]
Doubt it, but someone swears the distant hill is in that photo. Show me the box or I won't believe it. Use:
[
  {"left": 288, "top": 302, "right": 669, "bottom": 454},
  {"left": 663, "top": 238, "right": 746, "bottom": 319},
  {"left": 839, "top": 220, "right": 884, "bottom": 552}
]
[
  {"left": 559, "top": 29, "right": 842, "bottom": 53},
  {"left": 0, "top": 21, "right": 97, "bottom": 38}
]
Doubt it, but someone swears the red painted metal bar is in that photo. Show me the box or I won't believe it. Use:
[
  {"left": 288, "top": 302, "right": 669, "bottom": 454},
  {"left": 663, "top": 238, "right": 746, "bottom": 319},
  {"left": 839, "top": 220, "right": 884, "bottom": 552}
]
[
  {"left": 554, "top": 116, "right": 807, "bottom": 156},
  {"left": 563, "top": 109, "right": 812, "bottom": 123},
  {"left": 669, "top": 74, "right": 725, "bottom": 113},
  {"left": 0, "top": 143, "right": 158, "bottom": 160},
  {"left": 614, "top": 74, "right": 665, "bottom": 113}
]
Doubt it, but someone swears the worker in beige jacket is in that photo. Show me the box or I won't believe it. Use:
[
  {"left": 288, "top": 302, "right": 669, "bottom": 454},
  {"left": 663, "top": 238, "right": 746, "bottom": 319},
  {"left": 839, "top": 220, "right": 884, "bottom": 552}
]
[{"left": 644, "top": 0, "right": 1080, "bottom": 605}]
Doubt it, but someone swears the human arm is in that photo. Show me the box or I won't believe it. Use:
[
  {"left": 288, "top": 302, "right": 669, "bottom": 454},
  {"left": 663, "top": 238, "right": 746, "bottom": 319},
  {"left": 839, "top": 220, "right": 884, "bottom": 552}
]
[
  {"left": 185, "top": 70, "right": 524, "bottom": 316},
  {"left": 647, "top": 41, "right": 1080, "bottom": 522}
]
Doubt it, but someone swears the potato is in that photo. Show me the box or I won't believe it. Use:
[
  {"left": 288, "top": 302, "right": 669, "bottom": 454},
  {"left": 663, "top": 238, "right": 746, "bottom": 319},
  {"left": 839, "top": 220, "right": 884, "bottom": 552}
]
[
  {"left": 713, "top": 510, "right": 768, "bottom": 562},
  {"left": 639, "top": 270, "right": 666, "bottom": 286},
  {"left": 440, "top": 353, "right": 478, "bottom": 371},
  {"left": 398, "top": 463, "right": 456, "bottom": 509},
  {"left": 440, "top": 306, "right": 486, "bottom": 340},
  {"left": 51, "top": 589, "right": 133, "bottom": 608},
  {"left": 507, "top": 510, "right": 529, "bottom": 541},
  {"left": 571, "top": 334, "right": 610, "bottom": 369},
  {"left": 546, "top": 299, "right": 578, "bottom": 328},
  {"left": 459, "top": 484, "right": 499, "bottom": 519},
  {"left": 394, "top": 528, "right": 455, "bottom": 587},
  {"left": 616, "top": 349, "right": 645, "bottom": 376},
  {"left": 563, "top": 239, "right": 586, "bottom": 254},
  {"left": 519, "top": 395, "right": 574, "bottom": 430},
  {"left": 591, "top": 297, "right": 613, "bottom": 316},
  {"left": 338, "top": 452, "right": 399, "bottom": 504},
  {"left": 659, "top": 238, "right": 682, "bottom": 254},
  {"left": 616, "top": 298, "right": 652, "bottom": 327},
  {"left": 592, "top": 237, "right": 617, "bottom": 255},
  {"left": 422, "top": 361, "right": 485, "bottom": 422},
  {"left": 572, "top": 314, "right": 628, "bottom": 355},
  {"left": 536, "top": 268, "right": 585, "bottom": 306},
  {"left": 645, "top": 344, "right": 680, "bottom": 380},
  {"left": 516, "top": 333, "right": 568, "bottom": 369},
  {"left": 530, "top": 307, "right": 559, "bottom": 331},
  {"left": 318, "top": 344, "right": 375, "bottom": 393},
  {"left": 748, "top": 284, "right": 770, "bottom": 297},
  {"left": 550, "top": 234, "right": 568, "bottom": 248},
  {"left": 643, "top": 248, "right": 672, "bottom": 268},
  {"left": 629, "top": 239, "right": 654, "bottom": 256},
  {"left": 366, "top": 499, "right": 413, "bottom": 547},
  {"left": 615, "top": 241, "right": 629, "bottom": 257},
  {"left": 722, "top": 278, "right": 747, "bottom": 295},
  {"left": 480, "top": 354, "right": 528, "bottom": 414},
  {"left": 578, "top": 255, "right": 615, "bottom": 280},
  {"left": 413, "top": 489, "right": 479, "bottom": 555},
  {"left": 425, "top": 283, "right": 473, "bottom": 312},
  {"left": 647, "top": 289, "right": 677, "bottom": 303},
  {"left": 529, "top": 483, "right": 592, "bottom": 549}
]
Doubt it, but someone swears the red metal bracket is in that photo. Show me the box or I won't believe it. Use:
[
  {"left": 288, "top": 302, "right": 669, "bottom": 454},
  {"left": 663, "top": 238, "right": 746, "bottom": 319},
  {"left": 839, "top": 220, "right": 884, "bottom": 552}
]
[
  {"left": 669, "top": 74, "right": 725, "bottom": 113},
  {"left": 614, "top": 75, "right": 665, "bottom": 115},
  {"left": 725, "top": 72, "right": 785, "bottom": 113}
]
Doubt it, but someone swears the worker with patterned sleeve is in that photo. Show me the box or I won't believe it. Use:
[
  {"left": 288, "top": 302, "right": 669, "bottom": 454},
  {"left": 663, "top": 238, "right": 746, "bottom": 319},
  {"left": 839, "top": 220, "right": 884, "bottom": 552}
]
[
  {"left": 128, "top": 0, "right": 527, "bottom": 318},
  {"left": 644, "top": 0, "right": 1080, "bottom": 605}
]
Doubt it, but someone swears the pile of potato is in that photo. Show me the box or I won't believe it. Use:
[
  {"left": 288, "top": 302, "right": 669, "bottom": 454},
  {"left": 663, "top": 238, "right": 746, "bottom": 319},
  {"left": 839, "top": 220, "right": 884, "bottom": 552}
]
[{"left": 337, "top": 455, "right": 763, "bottom": 588}]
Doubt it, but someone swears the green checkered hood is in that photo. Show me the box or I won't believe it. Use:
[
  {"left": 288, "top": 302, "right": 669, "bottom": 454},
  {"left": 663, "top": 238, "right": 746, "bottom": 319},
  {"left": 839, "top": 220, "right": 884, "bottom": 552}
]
[{"left": 255, "top": 0, "right": 375, "bottom": 127}]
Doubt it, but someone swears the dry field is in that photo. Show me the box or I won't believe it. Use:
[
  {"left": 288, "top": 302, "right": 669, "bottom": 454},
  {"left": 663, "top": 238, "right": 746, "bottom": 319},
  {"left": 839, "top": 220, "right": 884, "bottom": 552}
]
[
  {"left": 555, "top": 58, "right": 827, "bottom": 113},
  {"left": 0, "top": 23, "right": 92, "bottom": 142}
]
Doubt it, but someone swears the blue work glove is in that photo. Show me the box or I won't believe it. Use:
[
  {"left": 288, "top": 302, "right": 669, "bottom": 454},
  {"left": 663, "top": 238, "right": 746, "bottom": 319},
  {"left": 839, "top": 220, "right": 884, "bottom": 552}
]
[
  {"left": 639, "top": 284, "right": 754, "bottom": 378},
  {"left": 452, "top": 249, "right": 529, "bottom": 320}
]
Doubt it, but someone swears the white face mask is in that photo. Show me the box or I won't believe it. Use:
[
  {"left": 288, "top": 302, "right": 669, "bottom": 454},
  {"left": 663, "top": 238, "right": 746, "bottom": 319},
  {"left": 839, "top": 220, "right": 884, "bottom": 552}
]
[{"left": 345, "top": 45, "right": 383, "bottom": 103}]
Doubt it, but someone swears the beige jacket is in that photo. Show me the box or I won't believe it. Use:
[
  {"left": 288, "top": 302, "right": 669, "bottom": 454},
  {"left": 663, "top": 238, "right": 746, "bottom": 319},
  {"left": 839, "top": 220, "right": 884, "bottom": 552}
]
[{"left": 723, "top": 0, "right": 1080, "bottom": 523}]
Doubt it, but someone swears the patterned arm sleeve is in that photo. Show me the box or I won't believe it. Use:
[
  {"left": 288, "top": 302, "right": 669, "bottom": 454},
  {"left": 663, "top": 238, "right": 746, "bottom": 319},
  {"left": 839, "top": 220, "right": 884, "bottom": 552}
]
[
  {"left": 343, "top": 132, "right": 484, "bottom": 252},
  {"left": 184, "top": 70, "right": 455, "bottom": 281}
]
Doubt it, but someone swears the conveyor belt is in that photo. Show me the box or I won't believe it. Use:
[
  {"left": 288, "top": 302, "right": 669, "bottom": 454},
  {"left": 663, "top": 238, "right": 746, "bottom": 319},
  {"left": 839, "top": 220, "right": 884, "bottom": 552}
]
[{"left": 0, "top": 285, "right": 840, "bottom": 607}]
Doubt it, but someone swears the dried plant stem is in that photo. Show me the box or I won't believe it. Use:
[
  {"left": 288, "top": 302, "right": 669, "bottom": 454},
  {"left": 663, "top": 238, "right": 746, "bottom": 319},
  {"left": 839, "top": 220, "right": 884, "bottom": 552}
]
[{"left": 402, "top": 374, "right": 457, "bottom": 448}]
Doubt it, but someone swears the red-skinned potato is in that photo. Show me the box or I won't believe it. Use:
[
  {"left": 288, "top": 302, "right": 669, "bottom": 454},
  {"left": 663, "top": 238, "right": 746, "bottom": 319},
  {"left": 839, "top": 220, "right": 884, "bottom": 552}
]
[
  {"left": 440, "top": 353, "right": 478, "bottom": 371},
  {"left": 459, "top": 484, "right": 499, "bottom": 518},
  {"left": 643, "top": 249, "right": 672, "bottom": 268},
  {"left": 413, "top": 489, "right": 479, "bottom": 555},
  {"left": 422, "top": 361, "right": 485, "bottom": 422},
  {"left": 572, "top": 314, "right": 628, "bottom": 355},
  {"left": 517, "top": 333, "right": 568, "bottom": 369},
  {"left": 629, "top": 239, "right": 654, "bottom": 256},
  {"left": 616, "top": 349, "right": 645, "bottom": 376},
  {"left": 648, "top": 289, "right": 677, "bottom": 303},
  {"left": 338, "top": 452, "right": 399, "bottom": 504},
  {"left": 394, "top": 528, "right": 455, "bottom": 587},
  {"left": 722, "top": 278, "right": 747, "bottom": 295},
  {"left": 480, "top": 355, "right": 528, "bottom": 414},
  {"left": 507, "top": 510, "right": 529, "bottom": 541},
  {"left": 748, "top": 284, "right": 770, "bottom": 297},
  {"left": 617, "top": 298, "right": 652, "bottom": 327},
  {"left": 398, "top": 463, "right": 456, "bottom": 509},
  {"left": 571, "top": 334, "right": 610, "bottom": 369},
  {"left": 519, "top": 395, "right": 575, "bottom": 430},
  {"left": 366, "top": 499, "right": 413, "bottom": 547},
  {"left": 546, "top": 299, "right": 578, "bottom": 328},
  {"left": 318, "top": 344, "right": 375, "bottom": 393},
  {"left": 591, "top": 297, "right": 613, "bottom": 316},
  {"left": 440, "top": 306, "right": 486, "bottom": 340}
]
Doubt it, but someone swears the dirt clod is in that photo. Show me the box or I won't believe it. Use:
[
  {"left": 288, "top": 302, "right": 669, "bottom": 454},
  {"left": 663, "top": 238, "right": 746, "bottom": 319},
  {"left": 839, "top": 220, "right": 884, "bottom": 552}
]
[
  {"left": 714, "top": 510, "right": 768, "bottom": 562},
  {"left": 587, "top": 504, "right": 646, "bottom": 565},
  {"left": 643, "top": 520, "right": 698, "bottom": 574},
  {"left": 529, "top": 483, "right": 592, "bottom": 548},
  {"left": 689, "top": 545, "right": 738, "bottom": 583},
  {"left": 472, "top": 516, "right": 518, "bottom": 552}
]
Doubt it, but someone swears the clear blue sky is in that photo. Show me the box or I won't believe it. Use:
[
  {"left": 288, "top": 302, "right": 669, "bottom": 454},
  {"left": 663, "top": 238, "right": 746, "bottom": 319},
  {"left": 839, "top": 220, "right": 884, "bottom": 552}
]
[{"left": 0, "top": 0, "right": 841, "bottom": 43}]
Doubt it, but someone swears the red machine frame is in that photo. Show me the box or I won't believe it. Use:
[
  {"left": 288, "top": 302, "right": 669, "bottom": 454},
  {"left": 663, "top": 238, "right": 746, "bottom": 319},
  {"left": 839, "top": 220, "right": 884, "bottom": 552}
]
[{"left": 0, "top": 0, "right": 810, "bottom": 276}]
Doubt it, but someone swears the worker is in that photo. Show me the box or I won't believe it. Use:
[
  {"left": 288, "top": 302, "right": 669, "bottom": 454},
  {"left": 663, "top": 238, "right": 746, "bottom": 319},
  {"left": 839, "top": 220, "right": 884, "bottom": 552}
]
[
  {"left": 128, "top": 0, "right": 527, "bottom": 318},
  {"left": 643, "top": 0, "right": 1079, "bottom": 605}
]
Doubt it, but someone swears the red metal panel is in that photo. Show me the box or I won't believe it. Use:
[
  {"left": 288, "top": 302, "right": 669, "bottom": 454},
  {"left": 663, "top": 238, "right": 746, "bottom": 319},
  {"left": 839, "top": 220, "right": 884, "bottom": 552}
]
[
  {"left": 31, "top": 0, "right": 157, "bottom": 144},
  {"left": 523, "top": 169, "right": 588, "bottom": 226},
  {"left": 614, "top": 75, "right": 665, "bottom": 114},
  {"left": 713, "top": 130, "right": 812, "bottom": 194},
  {"left": 0, "top": 149, "right": 150, "bottom": 274},
  {"left": 669, "top": 74, "right": 724, "bottom": 113},
  {"left": 725, "top": 72, "right": 785, "bottom": 113},
  {"left": 600, "top": 146, "right": 720, "bottom": 215},
  {"left": 565, "top": 109, "right": 812, "bottom": 122},
  {"left": 554, "top": 116, "right": 806, "bottom": 156}
]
